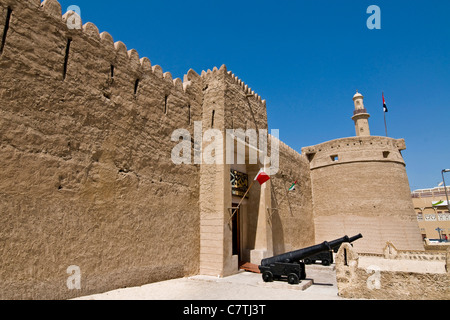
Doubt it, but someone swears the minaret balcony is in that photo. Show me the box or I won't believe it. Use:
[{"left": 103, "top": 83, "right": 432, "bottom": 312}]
[{"left": 353, "top": 108, "right": 368, "bottom": 116}]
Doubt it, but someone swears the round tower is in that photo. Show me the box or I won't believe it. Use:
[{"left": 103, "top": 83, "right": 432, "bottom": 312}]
[
  {"left": 302, "top": 92, "right": 424, "bottom": 254},
  {"left": 352, "top": 91, "right": 371, "bottom": 137}
]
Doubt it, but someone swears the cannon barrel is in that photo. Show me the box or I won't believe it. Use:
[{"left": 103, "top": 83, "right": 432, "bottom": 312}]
[
  {"left": 260, "top": 234, "right": 363, "bottom": 267},
  {"left": 349, "top": 233, "right": 363, "bottom": 243},
  {"left": 328, "top": 236, "right": 350, "bottom": 250},
  {"left": 261, "top": 241, "right": 331, "bottom": 267},
  {"left": 328, "top": 233, "right": 363, "bottom": 250}
]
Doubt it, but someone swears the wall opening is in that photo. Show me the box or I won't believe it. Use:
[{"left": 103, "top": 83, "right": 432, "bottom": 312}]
[
  {"left": 63, "top": 38, "right": 72, "bottom": 80},
  {"left": 110, "top": 65, "right": 115, "bottom": 79},
  {"left": 383, "top": 151, "right": 390, "bottom": 159},
  {"left": 134, "top": 78, "right": 140, "bottom": 96},
  {"left": 306, "top": 153, "right": 316, "bottom": 162},
  {"left": 164, "top": 95, "right": 168, "bottom": 114},
  {"left": 211, "top": 110, "right": 215, "bottom": 128},
  {"left": 188, "top": 105, "right": 191, "bottom": 125},
  {"left": 0, "top": 7, "right": 12, "bottom": 55},
  {"left": 331, "top": 155, "right": 339, "bottom": 162},
  {"left": 343, "top": 248, "right": 348, "bottom": 266}
]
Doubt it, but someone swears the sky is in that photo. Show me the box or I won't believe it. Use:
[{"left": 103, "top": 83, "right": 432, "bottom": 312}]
[{"left": 57, "top": 0, "right": 450, "bottom": 190}]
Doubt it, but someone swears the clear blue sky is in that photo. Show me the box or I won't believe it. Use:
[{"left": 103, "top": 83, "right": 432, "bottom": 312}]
[{"left": 58, "top": 0, "right": 450, "bottom": 190}]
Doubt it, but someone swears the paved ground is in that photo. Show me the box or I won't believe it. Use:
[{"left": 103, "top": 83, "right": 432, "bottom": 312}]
[
  {"left": 73, "top": 256, "right": 447, "bottom": 300},
  {"left": 74, "top": 264, "right": 345, "bottom": 300}
]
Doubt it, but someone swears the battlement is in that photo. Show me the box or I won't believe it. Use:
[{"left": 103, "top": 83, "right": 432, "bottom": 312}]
[
  {"left": 61, "top": 0, "right": 194, "bottom": 92},
  {"left": 225, "top": 70, "right": 266, "bottom": 106},
  {"left": 301, "top": 136, "right": 407, "bottom": 170},
  {"left": 200, "top": 64, "right": 266, "bottom": 106},
  {"left": 0, "top": 0, "right": 208, "bottom": 104},
  {"left": 0, "top": 0, "right": 270, "bottom": 128}
]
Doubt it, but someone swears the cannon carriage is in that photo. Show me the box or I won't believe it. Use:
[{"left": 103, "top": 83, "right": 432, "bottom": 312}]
[{"left": 258, "top": 234, "right": 363, "bottom": 285}]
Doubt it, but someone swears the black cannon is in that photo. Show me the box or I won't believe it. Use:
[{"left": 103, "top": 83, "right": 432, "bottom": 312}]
[
  {"left": 258, "top": 234, "right": 363, "bottom": 285},
  {"left": 304, "top": 233, "right": 363, "bottom": 266}
]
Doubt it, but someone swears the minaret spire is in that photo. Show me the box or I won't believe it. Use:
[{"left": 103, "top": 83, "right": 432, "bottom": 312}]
[{"left": 351, "top": 91, "right": 371, "bottom": 137}]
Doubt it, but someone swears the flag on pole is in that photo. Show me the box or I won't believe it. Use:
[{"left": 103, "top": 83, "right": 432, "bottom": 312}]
[
  {"left": 254, "top": 169, "right": 270, "bottom": 185},
  {"left": 383, "top": 92, "right": 388, "bottom": 113},
  {"left": 383, "top": 92, "right": 389, "bottom": 137},
  {"left": 289, "top": 181, "right": 298, "bottom": 192},
  {"left": 433, "top": 200, "right": 444, "bottom": 207}
]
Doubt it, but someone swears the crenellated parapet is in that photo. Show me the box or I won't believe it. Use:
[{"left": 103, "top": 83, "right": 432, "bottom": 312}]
[
  {"left": 302, "top": 136, "right": 407, "bottom": 170},
  {"left": 1, "top": 0, "right": 198, "bottom": 96},
  {"left": 200, "top": 64, "right": 266, "bottom": 107},
  {"left": 225, "top": 69, "right": 265, "bottom": 105},
  {"left": 1, "top": 0, "right": 270, "bottom": 127},
  {"left": 2, "top": 0, "right": 275, "bottom": 134}
]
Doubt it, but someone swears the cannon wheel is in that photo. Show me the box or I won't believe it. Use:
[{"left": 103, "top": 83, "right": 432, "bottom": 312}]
[
  {"left": 322, "top": 259, "right": 330, "bottom": 266},
  {"left": 288, "top": 273, "right": 300, "bottom": 285},
  {"left": 262, "top": 271, "right": 273, "bottom": 283}
]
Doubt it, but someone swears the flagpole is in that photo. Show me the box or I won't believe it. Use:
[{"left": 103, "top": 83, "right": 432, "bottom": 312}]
[
  {"left": 274, "top": 181, "right": 297, "bottom": 208},
  {"left": 383, "top": 91, "right": 388, "bottom": 137},
  {"left": 228, "top": 180, "right": 256, "bottom": 226},
  {"left": 235, "top": 180, "right": 255, "bottom": 211}
]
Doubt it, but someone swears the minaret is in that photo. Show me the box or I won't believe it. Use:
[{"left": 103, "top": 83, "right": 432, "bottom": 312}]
[{"left": 351, "top": 91, "right": 371, "bottom": 137}]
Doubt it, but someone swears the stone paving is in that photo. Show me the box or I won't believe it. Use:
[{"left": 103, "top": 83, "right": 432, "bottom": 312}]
[{"left": 74, "top": 264, "right": 345, "bottom": 300}]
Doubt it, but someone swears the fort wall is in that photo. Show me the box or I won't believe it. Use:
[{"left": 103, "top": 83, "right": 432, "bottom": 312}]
[
  {"left": 270, "top": 136, "right": 315, "bottom": 254},
  {"left": 0, "top": 0, "right": 314, "bottom": 297},
  {"left": 0, "top": 0, "right": 203, "bottom": 299}
]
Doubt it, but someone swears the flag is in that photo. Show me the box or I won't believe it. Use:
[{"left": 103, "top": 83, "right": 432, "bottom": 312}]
[
  {"left": 433, "top": 200, "right": 444, "bottom": 207},
  {"left": 289, "top": 181, "right": 298, "bottom": 191},
  {"left": 254, "top": 169, "right": 270, "bottom": 185},
  {"left": 383, "top": 92, "right": 388, "bottom": 113}
]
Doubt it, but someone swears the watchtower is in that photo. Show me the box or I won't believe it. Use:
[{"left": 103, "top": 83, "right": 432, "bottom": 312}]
[{"left": 302, "top": 91, "right": 425, "bottom": 254}]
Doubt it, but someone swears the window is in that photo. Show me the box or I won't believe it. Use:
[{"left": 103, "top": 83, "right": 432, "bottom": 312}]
[{"left": 331, "top": 155, "right": 339, "bottom": 162}]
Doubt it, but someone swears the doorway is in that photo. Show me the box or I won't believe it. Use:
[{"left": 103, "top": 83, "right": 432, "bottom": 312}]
[{"left": 231, "top": 203, "right": 241, "bottom": 261}]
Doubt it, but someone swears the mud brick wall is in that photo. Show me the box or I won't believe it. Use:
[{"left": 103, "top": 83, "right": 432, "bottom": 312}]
[{"left": 0, "top": 0, "right": 201, "bottom": 299}]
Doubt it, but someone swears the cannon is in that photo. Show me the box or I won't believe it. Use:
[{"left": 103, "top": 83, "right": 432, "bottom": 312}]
[
  {"left": 258, "top": 234, "right": 363, "bottom": 285},
  {"left": 304, "top": 233, "right": 363, "bottom": 266}
]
